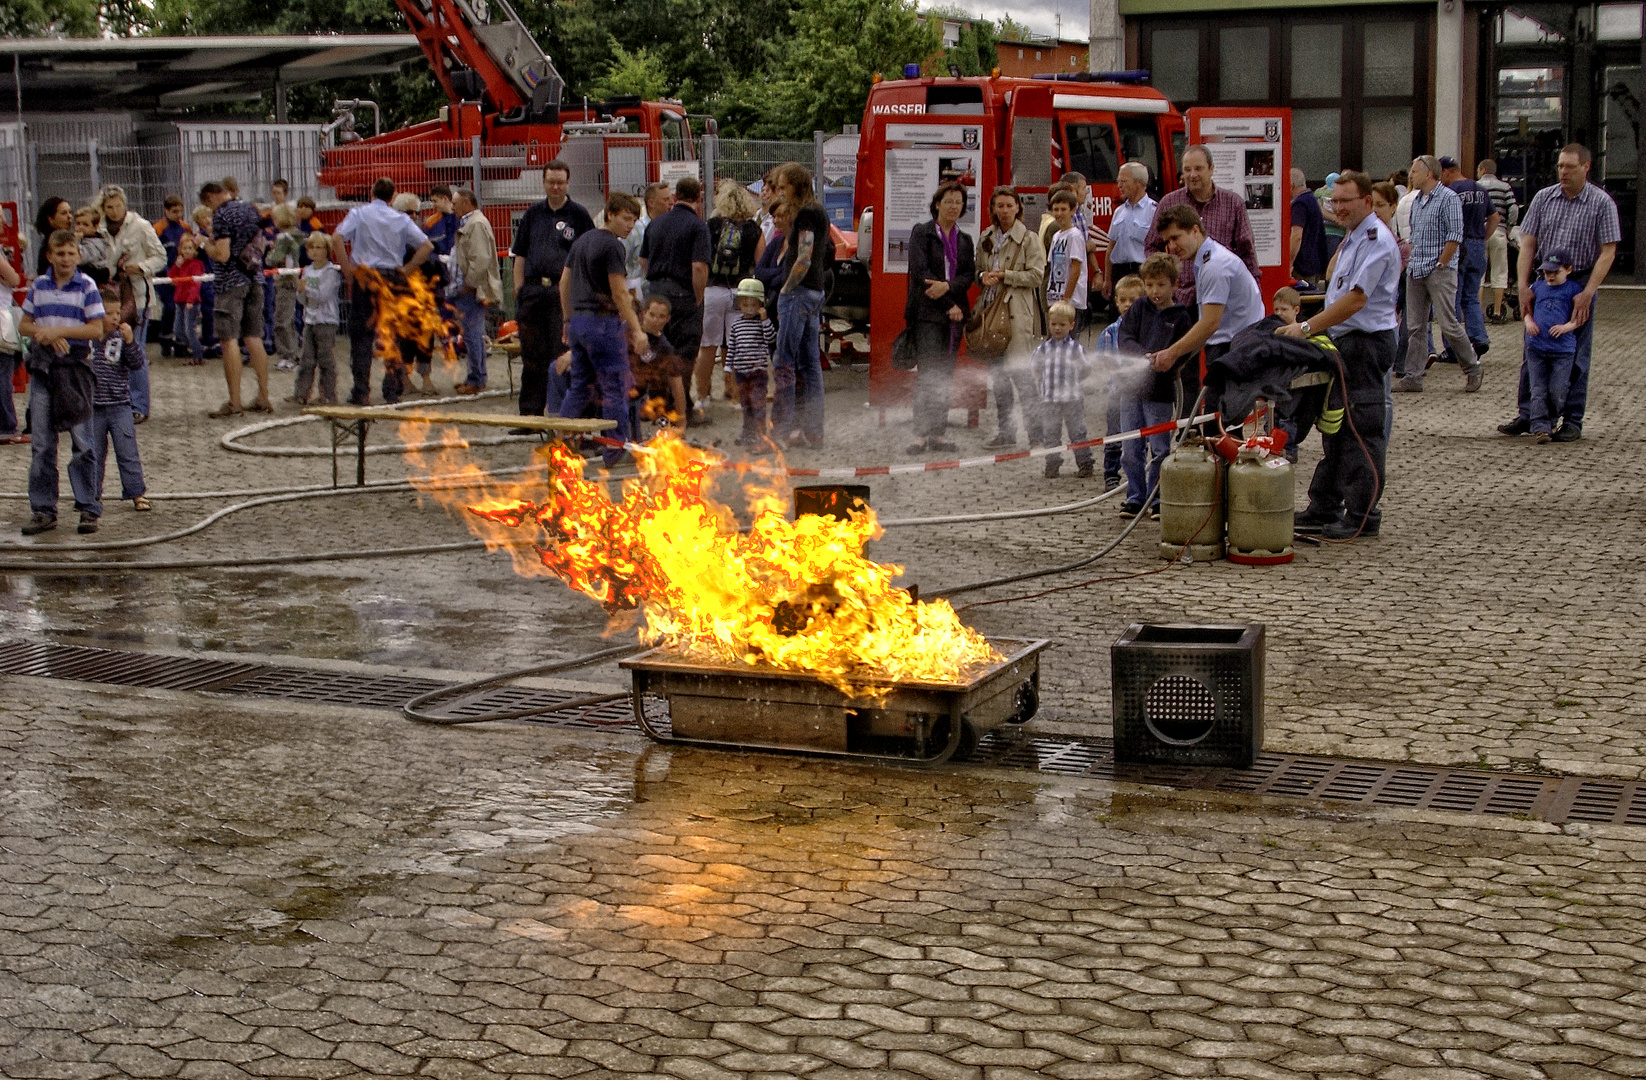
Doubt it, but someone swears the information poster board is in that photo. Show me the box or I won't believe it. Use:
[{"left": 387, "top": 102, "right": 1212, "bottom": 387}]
[
  {"left": 881, "top": 123, "right": 983, "bottom": 274},
  {"left": 1187, "top": 108, "right": 1292, "bottom": 310}
]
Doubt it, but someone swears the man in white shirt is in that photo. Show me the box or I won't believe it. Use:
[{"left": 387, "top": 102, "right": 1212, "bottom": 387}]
[{"left": 1101, "top": 162, "right": 1155, "bottom": 296}]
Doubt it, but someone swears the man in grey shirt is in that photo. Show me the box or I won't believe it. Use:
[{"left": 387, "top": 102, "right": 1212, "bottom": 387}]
[{"left": 1396, "top": 155, "right": 1480, "bottom": 393}]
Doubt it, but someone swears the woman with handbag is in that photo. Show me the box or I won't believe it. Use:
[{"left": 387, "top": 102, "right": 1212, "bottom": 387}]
[
  {"left": 973, "top": 187, "right": 1046, "bottom": 449},
  {"left": 904, "top": 180, "right": 975, "bottom": 454}
]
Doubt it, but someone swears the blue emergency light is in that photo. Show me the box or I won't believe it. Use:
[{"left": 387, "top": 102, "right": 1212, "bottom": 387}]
[{"left": 903, "top": 63, "right": 922, "bottom": 78}]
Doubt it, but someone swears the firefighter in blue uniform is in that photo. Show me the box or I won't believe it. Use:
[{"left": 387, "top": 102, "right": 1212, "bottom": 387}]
[{"left": 1276, "top": 170, "right": 1402, "bottom": 541}]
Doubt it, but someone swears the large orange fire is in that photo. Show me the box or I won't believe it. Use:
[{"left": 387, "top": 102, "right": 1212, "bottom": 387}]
[{"left": 409, "top": 432, "right": 998, "bottom": 694}]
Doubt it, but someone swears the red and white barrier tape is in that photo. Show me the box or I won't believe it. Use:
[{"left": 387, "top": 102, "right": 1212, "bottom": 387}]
[
  {"left": 585, "top": 413, "right": 1221, "bottom": 477},
  {"left": 152, "top": 268, "right": 302, "bottom": 286}
]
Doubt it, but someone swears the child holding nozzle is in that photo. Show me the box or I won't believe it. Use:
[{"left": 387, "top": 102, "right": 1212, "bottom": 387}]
[
  {"left": 1116, "top": 252, "right": 1195, "bottom": 516},
  {"left": 725, "top": 279, "right": 777, "bottom": 446}
]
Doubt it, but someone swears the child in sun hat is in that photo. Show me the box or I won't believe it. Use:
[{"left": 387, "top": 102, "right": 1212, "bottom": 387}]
[{"left": 724, "top": 278, "right": 777, "bottom": 446}]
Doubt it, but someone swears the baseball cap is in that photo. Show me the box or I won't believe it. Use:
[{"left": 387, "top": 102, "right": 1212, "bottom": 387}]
[
  {"left": 1438, "top": 155, "right": 1460, "bottom": 171},
  {"left": 1539, "top": 249, "right": 1573, "bottom": 271}
]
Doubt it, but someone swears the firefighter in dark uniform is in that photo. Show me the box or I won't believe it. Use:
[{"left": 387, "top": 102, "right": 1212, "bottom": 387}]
[
  {"left": 1275, "top": 170, "right": 1402, "bottom": 541},
  {"left": 510, "top": 159, "right": 595, "bottom": 417}
]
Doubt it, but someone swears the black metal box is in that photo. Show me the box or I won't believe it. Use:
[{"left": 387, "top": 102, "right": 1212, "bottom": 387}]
[{"left": 1111, "top": 623, "right": 1264, "bottom": 768}]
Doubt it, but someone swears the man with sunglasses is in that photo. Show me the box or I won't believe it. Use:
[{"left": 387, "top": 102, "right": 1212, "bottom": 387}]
[{"left": 1276, "top": 171, "right": 1402, "bottom": 540}]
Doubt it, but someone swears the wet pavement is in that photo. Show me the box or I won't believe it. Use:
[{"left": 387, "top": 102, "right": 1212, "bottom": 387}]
[
  {"left": 2, "top": 679, "right": 1644, "bottom": 1079},
  {"left": 2, "top": 295, "right": 1645, "bottom": 1076}
]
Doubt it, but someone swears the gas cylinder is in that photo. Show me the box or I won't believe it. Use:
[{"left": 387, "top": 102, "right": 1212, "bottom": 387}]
[
  {"left": 1158, "top": 434, "right": 1226, "bottom": 561},
  {"left": 1226, "top": 445, "right": 1295, "bottom": 565}
]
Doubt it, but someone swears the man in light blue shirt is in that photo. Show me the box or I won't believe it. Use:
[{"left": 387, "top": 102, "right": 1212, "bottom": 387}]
[
  {"left": 1102, "top": 162, "right": 1156, "bottom": 293},
  {"left": 1144, "top": 204, "right": 1265, "bottom": 414},
  {"left": 332, "top": 176, "right": 434, "bottom": 404},
  {"left": 1398, "top": 155, "right": 1479, "bottom": 392},
  {"left": 1277, "top": 171, "right": 1401, "bottom": 540}
]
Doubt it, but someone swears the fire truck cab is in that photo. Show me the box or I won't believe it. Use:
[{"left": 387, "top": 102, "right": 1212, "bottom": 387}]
[{"left": 854, "top": 75, "right": 1184, "bottom": 408}]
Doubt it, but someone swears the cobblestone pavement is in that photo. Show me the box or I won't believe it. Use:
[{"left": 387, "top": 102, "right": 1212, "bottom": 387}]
[{"left": 1, "top": 677, "right": 1643, "bottom": 1080}]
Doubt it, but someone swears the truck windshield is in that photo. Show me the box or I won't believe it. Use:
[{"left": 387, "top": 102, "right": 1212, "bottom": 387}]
[
  {"left": 1064, "top": 122, "right": 1118, "bottom": 184},
  {"left": 661, "top": 114, "right": 691, "bottom": 161}
]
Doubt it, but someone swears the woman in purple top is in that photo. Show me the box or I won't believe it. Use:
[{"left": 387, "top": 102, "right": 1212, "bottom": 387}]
[{"left": 904, "top": 180, "right": 975, "bottom": 454}]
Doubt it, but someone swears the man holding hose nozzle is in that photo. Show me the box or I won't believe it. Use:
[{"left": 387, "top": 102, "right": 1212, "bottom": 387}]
[{"left": 1275, "top": 171, "right": 1402, "bottom": 541}]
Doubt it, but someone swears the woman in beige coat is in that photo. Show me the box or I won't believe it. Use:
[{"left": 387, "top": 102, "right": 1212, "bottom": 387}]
[{"left": 976, "top": 187, "right": 1047, "bottom": 448}]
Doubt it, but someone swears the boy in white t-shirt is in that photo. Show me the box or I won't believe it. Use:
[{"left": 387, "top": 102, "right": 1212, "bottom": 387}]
[{"left": 1044, "top": 188, "right": 1087, "bottom": 329}]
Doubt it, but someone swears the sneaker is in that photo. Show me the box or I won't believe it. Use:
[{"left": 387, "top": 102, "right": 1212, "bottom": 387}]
[
  {"left": 1472, "top": 339, "right": 1490, "bottom": 358},
  {"left": 1043, "top": 461, "right": 1061, "bottom": 478},
  {"left": 1392, "top": 376, "right": 1424, "bottom": 393},
  {"left": 77, "top": 512, "right": 99, "bottom": 535},
  {"left": 1104, "top": 475, "right": 1120, "bottom": 492},
  {"left": 1425, "top": 352, "right": 1439, "bottom": 370},
  {"left": 906, "top": 440, "right": 930, "bottom": 455},
  {"left": 1464, "top": 365, "right": 1484, "bottom": 393},
  {"left": 275, "top": 358, "right": 296, "bottom": 371},
  {"left": 929, "top": 438, "right": 958, "bottom": 453},
  {"left": 1496, "top": 417, "right": 1530, "bottom": 436},
  {"left": 1533, "top": 430, "right": 1553, "bottom": 443},
  {"left": 1147, "top": 505, "right": 1161, "bottom": 520},
  {"left": 20, "top": 512, "right": 56, "bottom": 536},
  {"left": 1551, "top": 424, "right": 1582, "bottom": 443},
  {"left": 1119, "top": 501, "right": 1144, "bottom": 516},
  {"left": 132, "top": 412, "right": 148, "bottom": 425},
  {"left": 1076, "top": 462, "right": 1094, "bottom": 479},
  {"left": 455, "top": 383, "right": 480, "bottom": 396},
  {"left": 982, "top": 433, "right": 1016, "bottom": 450}
]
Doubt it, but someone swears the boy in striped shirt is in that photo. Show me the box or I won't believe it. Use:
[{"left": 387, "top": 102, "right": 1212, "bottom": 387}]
[
  {"left": 18, "top": 229, "right": 106, "bottom": 535},
  {"left": 1034, "top": 301, "right": 1093, "bottom": 479}
]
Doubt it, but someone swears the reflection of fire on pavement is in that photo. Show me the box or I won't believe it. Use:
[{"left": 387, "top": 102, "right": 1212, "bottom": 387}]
[{"left": 409, "top": 433, "right": 998, "bottom": 696}]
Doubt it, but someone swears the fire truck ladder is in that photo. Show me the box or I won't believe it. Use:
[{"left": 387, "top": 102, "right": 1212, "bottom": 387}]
[{"left": 395, "top": 0, "right": 564, "bottom": 121}]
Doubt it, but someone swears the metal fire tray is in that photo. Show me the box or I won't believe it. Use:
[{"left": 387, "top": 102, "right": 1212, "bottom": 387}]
[{"left": 621, "top": 637, "right": 1049, "bottom": 765}]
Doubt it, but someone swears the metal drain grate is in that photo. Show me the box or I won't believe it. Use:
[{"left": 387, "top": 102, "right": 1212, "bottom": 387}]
[
  {"left": 965, "top": 733, "right": 1646, "bottom": 827},
  {"left": 0, "top": 641, "right": 629, "bottom": 730},
  {"left": 3, "top": 640, "right": 1643, "bottom": 827}
]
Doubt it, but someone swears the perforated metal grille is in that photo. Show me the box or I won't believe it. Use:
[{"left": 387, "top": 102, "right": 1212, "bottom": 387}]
[
  {"left": 4, "top": 640, "right": 1643, "bottom": 826},
  {"left": 1144, "top": 674, "right": 1218, "bottom": 744}
]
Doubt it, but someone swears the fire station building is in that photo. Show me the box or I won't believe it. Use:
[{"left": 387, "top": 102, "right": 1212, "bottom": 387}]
[{"left": 1102, "top": 1, "right": 1643, "bottom": 270}]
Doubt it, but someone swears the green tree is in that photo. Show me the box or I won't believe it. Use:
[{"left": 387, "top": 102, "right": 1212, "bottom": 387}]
[
  {"left": 995, "top": 14, "right": 1032, "bottom": 43},
  {"left": 0, "top": 0, "right": 99, "bottom": 36},
  {"left": 586, "top": 44, "right": 671, "bottom": 101},
  {"left": 758, "top": 0, "right": 937, "bottom": 138},
  {"left": 942, "top": 19, "right": 998, "bottom": 77}
]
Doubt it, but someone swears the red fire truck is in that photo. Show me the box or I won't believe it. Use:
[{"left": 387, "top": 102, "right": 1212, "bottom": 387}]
[
  {"left": 315, "top": 0, "right": 701, "bottom": 242},
  {"left": 852, "top": 74, "right": 1185, "bottom": 412}
]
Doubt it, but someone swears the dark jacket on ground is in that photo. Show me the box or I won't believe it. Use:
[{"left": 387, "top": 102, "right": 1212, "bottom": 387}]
[
  {"left": 904, "top": 219, "right": 975, "bottom": 326},
  {"left": 1117, "top": 298, "right": 1197, "bottom": 404},
  {"left": 24, "top": 342, "right": 95, "bottom": 432}
]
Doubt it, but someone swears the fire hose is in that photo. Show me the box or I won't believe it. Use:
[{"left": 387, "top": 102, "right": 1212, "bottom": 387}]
[{"left": 401, "top": 643, "right": 643, "bottom": 726}]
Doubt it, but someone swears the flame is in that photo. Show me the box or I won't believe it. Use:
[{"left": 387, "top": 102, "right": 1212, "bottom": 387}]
[
  {"left": 354, "top": 266, "right": 459, "bottom": 372},
  {"left": 408, "top": 431, "right": 998, "bottom": 695}
]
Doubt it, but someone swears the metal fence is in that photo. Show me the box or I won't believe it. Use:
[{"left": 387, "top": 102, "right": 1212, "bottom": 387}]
[{"left": 706, "top": 137, "right": 816, "bottom": 186}]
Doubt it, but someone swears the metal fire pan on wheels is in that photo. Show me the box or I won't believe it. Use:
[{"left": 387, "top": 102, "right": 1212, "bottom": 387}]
[{"left": 621, "top": 638, "right": 1049, "bottom": 766}]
